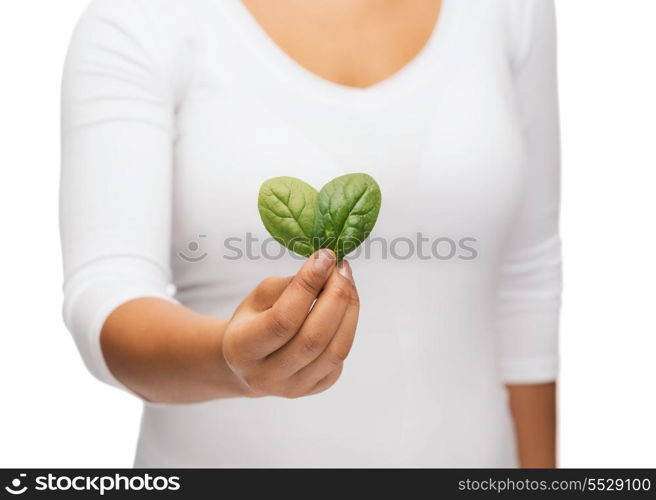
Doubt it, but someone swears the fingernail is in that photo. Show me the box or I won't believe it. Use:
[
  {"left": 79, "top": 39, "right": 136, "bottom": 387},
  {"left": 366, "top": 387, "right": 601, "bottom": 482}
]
[
  {"left": 313, "top": 248, "right": 335, "bottom": 274},
  {"left": 338, "top": 260, "right": 352, "bottom": 280}
]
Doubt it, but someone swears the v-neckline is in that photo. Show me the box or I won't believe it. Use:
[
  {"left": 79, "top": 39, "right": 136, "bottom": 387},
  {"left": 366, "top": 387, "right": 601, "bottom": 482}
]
[{"left": 217, "top": 0, "right": 460, "bottom": 108}]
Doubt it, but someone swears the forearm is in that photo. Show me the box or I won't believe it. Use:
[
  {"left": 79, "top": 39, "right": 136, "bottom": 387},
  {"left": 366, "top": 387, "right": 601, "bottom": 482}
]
[
  {"left": 100, "top": 298, "right": 248, "bottom": 404},
  {"left": 507, "top": 382, "right": 557, "bottom": 468}
]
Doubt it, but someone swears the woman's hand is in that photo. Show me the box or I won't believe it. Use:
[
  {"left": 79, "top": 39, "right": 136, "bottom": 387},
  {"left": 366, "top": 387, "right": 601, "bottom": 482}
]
[
  {"left": 100, "top": 249, "right": 357, "bottom": 404},
  {"left": 222, "top": 249, "right": 359, "bottom": 399}
]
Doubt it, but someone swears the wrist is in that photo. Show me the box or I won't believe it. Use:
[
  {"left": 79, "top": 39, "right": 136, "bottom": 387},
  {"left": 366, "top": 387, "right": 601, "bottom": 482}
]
[{"left": 211, "top": 319, "right": 254, "bottom": 398}]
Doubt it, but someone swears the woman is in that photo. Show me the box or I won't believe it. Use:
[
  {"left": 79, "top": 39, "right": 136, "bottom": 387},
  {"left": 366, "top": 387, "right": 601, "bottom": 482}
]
[{"left": 60, "top": 0, "right": 561, "bottom": 467}]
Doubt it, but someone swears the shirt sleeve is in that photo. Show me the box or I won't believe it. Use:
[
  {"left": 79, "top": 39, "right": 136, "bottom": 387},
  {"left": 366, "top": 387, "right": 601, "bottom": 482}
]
[
  {"left": 496, "top": 0, "right": 562, "bottom": 384},
  {"left": 60, "top": 0, "right": 181, "bottom": 393}
]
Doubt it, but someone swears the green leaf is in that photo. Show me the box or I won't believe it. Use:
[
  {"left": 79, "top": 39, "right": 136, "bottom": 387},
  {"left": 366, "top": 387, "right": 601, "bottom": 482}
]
[
  {"left": 258, "top": 176, "right": 318, "bottom": 257},
  {"left": 314, "top": 173, "right": 382, "bottom": 260},
  {"left": 257, "top": 173, "right": 382, "bottom": 260}
]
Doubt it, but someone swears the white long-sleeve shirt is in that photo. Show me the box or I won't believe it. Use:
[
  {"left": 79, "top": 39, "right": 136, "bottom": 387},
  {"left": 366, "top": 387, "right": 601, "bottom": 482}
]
[{"left": 60, "top": 0, "right": 562, "bottom": 467}]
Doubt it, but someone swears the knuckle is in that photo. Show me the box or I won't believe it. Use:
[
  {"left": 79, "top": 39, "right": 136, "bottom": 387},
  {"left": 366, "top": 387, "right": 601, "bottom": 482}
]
[
  {"left": 295, "top": 270, "right": 323, "bottom": 296},
  {"left": 273, "top": 354, "right": 293, "bottom": 373},
  {"left": 329, "top": 281, "right": 351, "bottom": 301},
  {"left": 349, "top": 289, "right": 360, "bottom": 307},
  {"left": 329, "top": 345, "right": 350, "bottom": 364},
  {"left": 301, "top": 331, "right": 325, "bottom": 354},
  {"left": 269, "top": 309, "right": 295, "bottom": 339}
]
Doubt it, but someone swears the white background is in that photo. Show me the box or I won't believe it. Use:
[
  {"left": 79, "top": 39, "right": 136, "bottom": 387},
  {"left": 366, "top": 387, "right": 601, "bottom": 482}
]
[{"left": 0, "top": 0, "right": 654, "bottom": 468}]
